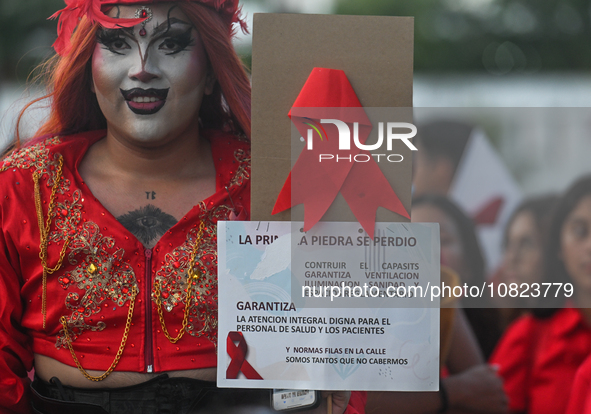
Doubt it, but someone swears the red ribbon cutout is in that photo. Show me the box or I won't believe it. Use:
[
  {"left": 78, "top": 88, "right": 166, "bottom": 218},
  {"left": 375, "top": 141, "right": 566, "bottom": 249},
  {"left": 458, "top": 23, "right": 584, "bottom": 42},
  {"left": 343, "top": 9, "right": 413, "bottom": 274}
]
[
  {"left": 226, "top": 331, "right": 263, "bottom": 380},
  {"left": 272, "top": 68, "right": 409, "bottom": 238}
]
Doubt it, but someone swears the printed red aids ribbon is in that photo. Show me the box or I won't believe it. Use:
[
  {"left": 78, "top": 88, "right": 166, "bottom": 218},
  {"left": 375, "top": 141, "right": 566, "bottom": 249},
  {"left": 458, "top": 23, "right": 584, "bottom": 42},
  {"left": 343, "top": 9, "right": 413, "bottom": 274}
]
[
  {"left": 272, "top": 68, "right": 409, "bottom": 238},
  {"left": 226, "top": 331, "right": 263, "bottom": 380}
]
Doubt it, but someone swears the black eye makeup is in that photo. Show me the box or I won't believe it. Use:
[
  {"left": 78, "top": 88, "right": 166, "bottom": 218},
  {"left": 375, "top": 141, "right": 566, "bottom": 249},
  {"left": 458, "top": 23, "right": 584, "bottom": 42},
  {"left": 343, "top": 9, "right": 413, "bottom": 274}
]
[
  {"left": 157, "top": 27, "right": 194, "bottom": 55},
  {"left": 97, "top": 28, "right": 132, "bottom": 55},
  {"left": 96, "top": 18, "right": 195, "bottom": 56}
]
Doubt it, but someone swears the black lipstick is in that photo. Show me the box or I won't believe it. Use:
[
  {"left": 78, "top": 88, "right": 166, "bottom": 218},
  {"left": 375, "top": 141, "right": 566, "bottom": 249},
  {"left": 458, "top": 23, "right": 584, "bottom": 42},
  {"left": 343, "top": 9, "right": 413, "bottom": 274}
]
[{"left": 120, "top": 88, "right": 169, "bottom": 115}]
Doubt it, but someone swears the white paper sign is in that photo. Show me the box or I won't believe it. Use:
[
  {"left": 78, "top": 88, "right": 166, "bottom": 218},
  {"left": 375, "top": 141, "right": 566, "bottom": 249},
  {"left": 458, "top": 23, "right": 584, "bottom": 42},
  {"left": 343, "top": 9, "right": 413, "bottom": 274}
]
[{"left": 217, "top": 221, "right": 440, "bottom": 391}]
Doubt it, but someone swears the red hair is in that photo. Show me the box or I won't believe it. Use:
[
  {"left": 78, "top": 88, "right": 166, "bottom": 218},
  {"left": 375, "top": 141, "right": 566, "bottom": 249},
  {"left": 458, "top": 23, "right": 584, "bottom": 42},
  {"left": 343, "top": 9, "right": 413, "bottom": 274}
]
[
  {"left": 179, "top": 3, "right": 251, "bottom": 138},
  {"left": 14, "top": 2, "right": 251, "bottom": 150}
]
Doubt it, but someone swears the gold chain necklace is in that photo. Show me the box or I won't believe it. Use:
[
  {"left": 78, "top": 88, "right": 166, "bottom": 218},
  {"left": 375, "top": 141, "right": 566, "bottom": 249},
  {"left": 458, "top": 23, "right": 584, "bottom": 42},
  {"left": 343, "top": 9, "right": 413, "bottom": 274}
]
[
  {"left": 59, "top": 285, "right": 137, "bottom": 381},
  {"left": 154, "top": 221, "right": 205, "bottom": 343},
  {"left": 33, "top": 156, "right": 70, "bottom": 328},
  {"left": 34, "top": 154, "right": 137, "bottom": 381}
]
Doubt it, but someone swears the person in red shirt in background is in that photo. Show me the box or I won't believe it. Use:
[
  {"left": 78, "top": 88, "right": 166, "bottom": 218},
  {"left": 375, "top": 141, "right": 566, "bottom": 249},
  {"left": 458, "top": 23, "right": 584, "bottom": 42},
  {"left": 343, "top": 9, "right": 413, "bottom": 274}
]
[
  {"left": 566, "top": 354, "right": 591, "bottom": 414},
  {"left": 412, "top": 194, "right": 502, "bottom": 360},
  {"left": 490, "top": 175, "right": 591, "bottom": 414},
  {"left": 365, "top": 195, "right": 508, "bottom": 414}
]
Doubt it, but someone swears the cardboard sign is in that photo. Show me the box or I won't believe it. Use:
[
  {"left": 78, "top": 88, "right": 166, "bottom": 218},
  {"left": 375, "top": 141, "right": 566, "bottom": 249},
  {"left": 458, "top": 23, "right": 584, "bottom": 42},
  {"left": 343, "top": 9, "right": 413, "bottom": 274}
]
[{"left": 236, "top": 13, "right": 436, "bottom": 393}]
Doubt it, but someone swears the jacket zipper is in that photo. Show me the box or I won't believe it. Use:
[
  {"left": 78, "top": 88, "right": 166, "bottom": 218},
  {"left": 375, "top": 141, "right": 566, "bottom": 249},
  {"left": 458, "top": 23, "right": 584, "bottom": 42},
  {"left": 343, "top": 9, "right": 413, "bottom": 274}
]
[{"left": 144, "top": 248, "right": 154, "bottom": 373}]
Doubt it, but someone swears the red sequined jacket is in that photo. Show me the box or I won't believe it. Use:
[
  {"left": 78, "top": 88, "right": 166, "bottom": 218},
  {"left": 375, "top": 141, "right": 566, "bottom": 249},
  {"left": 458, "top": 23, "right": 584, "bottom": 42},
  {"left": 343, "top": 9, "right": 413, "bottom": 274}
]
[
  {"left": 0, "top": 130, "right": 366, "bottom": 414},
  {"left": 0, "top": 129, "right": 251, "bottom": 412}
]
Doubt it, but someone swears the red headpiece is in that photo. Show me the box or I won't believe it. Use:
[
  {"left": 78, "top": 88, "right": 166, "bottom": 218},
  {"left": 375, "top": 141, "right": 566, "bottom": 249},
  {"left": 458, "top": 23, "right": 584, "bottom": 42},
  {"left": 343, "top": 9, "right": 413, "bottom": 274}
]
[{"left": 49, "top": 0, "right": 246, "bottom": 56}]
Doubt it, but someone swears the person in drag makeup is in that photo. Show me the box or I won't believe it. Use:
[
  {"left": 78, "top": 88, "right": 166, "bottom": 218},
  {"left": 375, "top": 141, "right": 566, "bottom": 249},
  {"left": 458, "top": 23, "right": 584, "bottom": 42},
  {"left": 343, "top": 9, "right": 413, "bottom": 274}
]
[{"left": 0, "top": 1, "right": 362, "bottom": 413}]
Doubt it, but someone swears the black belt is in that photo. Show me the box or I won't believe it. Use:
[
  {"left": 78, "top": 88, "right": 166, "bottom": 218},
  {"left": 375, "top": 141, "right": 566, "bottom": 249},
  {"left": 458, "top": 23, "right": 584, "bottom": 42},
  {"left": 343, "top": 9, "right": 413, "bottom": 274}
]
[{"left": 31, "top": 375, "right": 271, "bottom": 414}]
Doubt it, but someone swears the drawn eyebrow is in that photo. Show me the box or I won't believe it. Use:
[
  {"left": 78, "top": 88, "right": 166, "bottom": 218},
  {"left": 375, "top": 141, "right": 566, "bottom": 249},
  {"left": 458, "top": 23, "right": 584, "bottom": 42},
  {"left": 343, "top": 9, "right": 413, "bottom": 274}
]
[
  {"left": 97, "top": 26, "right": 134, "bottom": 40},
  {"left": 122, "top": 26, "right": 134, "bottom": 37},
  {"left": 151, "top": 17, "right": 192, "bottom": 38},
  {"left": 99, "top": 18, "right": 189, "bottom": 41}
]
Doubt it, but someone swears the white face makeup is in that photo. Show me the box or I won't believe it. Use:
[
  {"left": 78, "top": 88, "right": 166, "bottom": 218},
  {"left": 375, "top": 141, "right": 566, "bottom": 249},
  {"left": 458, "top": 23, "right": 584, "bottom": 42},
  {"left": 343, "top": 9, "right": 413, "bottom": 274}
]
[{"left": 92, "top": 4, "right": 213, "bottom": 147}]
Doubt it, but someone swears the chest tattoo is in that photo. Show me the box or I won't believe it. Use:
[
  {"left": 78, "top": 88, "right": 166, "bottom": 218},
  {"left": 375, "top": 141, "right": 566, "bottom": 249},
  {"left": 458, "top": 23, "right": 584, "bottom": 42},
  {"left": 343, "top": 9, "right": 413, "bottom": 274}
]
[{"left": 117, "top": 204, "right": 178, "bottom": 247}]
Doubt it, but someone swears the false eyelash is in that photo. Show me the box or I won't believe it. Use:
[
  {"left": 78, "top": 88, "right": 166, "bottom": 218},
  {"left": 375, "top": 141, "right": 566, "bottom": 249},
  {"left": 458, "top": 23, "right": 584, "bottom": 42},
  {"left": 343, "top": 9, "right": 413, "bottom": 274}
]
[
  {"left": 161, "top": 28, "right": 195, "bottom": 55},
  {"left": 96, "top": 28, "right": 133, "bottom": 55},
  {"left": 96, "top": 28, "right": 124, "bottom": 45}
]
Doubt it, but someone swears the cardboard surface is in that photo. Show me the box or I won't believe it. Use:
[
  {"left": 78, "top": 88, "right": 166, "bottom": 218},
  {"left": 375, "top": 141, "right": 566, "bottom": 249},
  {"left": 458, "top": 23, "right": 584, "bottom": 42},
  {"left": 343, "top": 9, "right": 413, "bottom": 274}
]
[{"left": 251, "top": 13, "right": 414, "bottom": 223}]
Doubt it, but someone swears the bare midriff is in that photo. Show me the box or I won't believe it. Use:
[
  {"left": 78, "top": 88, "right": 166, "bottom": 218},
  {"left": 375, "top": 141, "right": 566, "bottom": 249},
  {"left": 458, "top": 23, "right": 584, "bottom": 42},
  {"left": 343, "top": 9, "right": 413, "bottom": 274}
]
[{"left": 34, "top": 354, "right": 217, "bottom": 388}]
